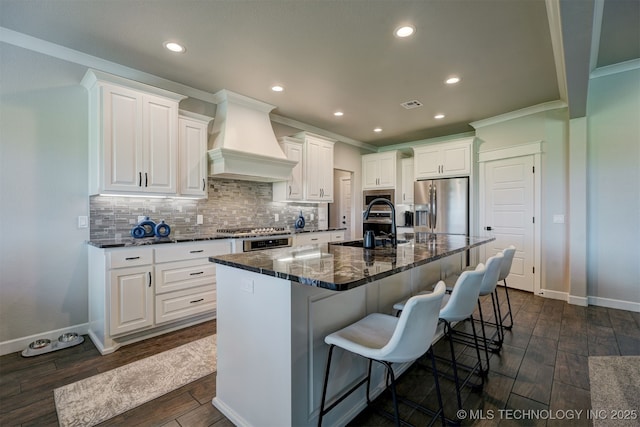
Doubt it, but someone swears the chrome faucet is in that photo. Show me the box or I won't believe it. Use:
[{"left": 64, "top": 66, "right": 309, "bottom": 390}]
[{"left": 363, "top": 197, "right": 397, "bottom": 248}]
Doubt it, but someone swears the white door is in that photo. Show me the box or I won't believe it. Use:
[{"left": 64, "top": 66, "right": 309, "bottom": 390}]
[
  {"left": 482, "top": 156, "right": 535, "bottom": 292},
  {"left": 339, "top": 177, "right": 352, "bottom": 239}
]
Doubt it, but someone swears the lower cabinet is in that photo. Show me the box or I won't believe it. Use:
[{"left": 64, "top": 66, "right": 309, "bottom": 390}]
[
  {"left": 109, "top": 265, "right": 154, "bottom": 335},
  {"left": 293, "top": 230, "right": 345, "bottom": 246},
  {"left": 88, "top": 240, "right": 231, "bottom": 354}
]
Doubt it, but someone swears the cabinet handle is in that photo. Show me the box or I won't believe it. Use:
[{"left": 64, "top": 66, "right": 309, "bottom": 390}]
[
  {"left": 145, "top": 172, "right": 148, "bottom": 187},
  {"left": 190, "top": 298, "right": 204, "bottom": 304},
  {"left": 138, "top": 172, "right": 142, "bottom": 187},
  {"left": 202, "top": 178, "right": 206, "bottom": 191},
  {"left": 190, "top": 250, "right": 204, "bottom": 253},
  {"left": 311, "top": 238, "right": 319, "bottom": 241},
  {"left": 190, "top": 271, "right": 204, "bottom": 276},
  {"left": 125, "top": 256, "right": 140, "bottom": 260},
  {"left": 147, "top": 272, "right": 152, "bottom": 287}
]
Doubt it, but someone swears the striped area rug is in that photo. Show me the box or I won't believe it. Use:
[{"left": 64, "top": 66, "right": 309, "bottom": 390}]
[{"left": 54, "top": 335, "right": 216, "bottom": 427}]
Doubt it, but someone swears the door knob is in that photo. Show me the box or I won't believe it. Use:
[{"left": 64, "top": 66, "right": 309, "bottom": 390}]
[{"left": 485, "top": 226, "right": 493, "bottom": 231}]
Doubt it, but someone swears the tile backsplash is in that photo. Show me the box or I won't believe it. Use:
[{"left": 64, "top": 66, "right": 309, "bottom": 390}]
[{"left": 90, "top": 178, "right": 319, "bottom": 239}]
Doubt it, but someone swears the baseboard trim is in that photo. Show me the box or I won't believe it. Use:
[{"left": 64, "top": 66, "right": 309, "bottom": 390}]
[
  {"left": 0, "top": 323, "right": 89, "bottom": 357},
  {"left": 539, "top": 289, "right": 568, "bottom": 301},
  {"left": 539, "top": 290, "right": 639, "bottom": 312},
  {"left": 588, "top": 296, "right": 640, "bottom": 313},
  {"left": 567, "top": 295, "right": 588, "bottom": 307}
]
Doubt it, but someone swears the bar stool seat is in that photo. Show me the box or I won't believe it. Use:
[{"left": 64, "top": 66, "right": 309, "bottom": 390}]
[{"left": 318, "top": 282, "right": 447, "bottom": 427}]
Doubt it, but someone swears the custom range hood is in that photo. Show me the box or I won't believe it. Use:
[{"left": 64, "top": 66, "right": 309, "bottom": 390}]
[{"left": 208, "top": 89, "right": 297, "bottom": 182}]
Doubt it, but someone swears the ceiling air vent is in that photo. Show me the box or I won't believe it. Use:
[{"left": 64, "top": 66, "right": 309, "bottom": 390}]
[{"left": 400, "top": 100, "right": 423, "bottom": 109}]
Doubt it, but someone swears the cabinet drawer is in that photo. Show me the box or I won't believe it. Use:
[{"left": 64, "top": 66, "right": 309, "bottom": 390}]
[
  {"left": 155, "top": 240, "right": 231, "bottom": 263},
  {"left": 331, "top": 232, "right": 345, "bottom": 242},
  {"left": 295, "top": 232, "right": 330, "bottom": 246},
  {"left": 107, "top": 248, "right": 153, "bottom": 269},
  {"left": 155, "top": 259, "right": 216, "bottom": 294},
  {"left": 155, "top": 285, "right": 216, "bottom": 324}
]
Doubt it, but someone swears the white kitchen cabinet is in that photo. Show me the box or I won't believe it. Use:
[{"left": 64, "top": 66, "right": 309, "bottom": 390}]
[
  {"left": 302, "top": 133, "right": 335, "bottom": 202},
  {"left": 154, "top": 240, "right": 230, "bottom": 324},
  {"left": 400, "top": 158, "right": 414, "bottom": 204},
  {"left": 413, "top": 139, "right": 471, "bottom": 179},
  {"left": 272, "top": 137, "right": 304, "bottom": 201},
  {"left": 293, "top": 230, "right": 345, "bottom": 246},
  {"left": 178, "top": 111, "right": 212, "bottom": 198},
  {"left": 109, "top": 265, "right": 154, "bottom": 336},
  {"left": 362, "top": 151, "right": 401, "bottom": 190},
  {"left": 88, "top": 240, "right": 230, "bottom": 354},
  {"left": 82, "top": 69, "right": 186, "bottom": 196}
]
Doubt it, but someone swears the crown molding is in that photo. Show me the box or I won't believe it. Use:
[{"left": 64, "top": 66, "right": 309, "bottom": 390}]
[{"left": 470, "top": 100, "right": 567, "bottom": 129}]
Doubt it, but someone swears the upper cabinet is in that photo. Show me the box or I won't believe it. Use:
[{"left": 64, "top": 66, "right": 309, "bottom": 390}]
[
  {"left": 362, "top": 151, "right": 402, "bottom": 190},
  {"left": 272, "top": 137, "right": 304, "bottom": 201},
  {"left": 178, "top": 111, "right": 213, "bottom": 198},
  {"left": 413, "top": 139, "right": 472, "bottom": 179},
  {"left": 400, "top": 158, "right": 414, "bottom": 204},
  {"left": 273, "top": 132, "right": 335, "bottom": 202},
  {"left": 82, "top": 69, "right": 186, "bottom": 196}
]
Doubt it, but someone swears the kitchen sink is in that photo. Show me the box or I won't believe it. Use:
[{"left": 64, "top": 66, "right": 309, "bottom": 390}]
[{"left": 331, "top": 239, "right": 409, "bottom": 249}]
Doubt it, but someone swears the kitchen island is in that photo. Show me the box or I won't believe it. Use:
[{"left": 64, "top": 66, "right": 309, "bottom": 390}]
[{"left": 209, "top": 233, "right": 494, "bottom": 427}]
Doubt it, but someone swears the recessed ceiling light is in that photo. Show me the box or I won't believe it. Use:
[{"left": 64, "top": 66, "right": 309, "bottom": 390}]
[
  {"left": 271, "top": 85, "right": 284, "bottom": 92},
  {"left": 434, "top": 114, "right": 445, "bottom": 119},
  {"left": 445, "top": 76, "right": 461, "bottom": 84},
  {"left": 164, "top": 41, "right": 186, "bottom": 53},
  {"left": 394, "top": 25, "right": 415, "bottom": 38},
  {"left": 374, "top": 128, "right": 382, "bottom": 133},
  {"left": 334, "top": 111, "right": 344, "bottom": 117}
]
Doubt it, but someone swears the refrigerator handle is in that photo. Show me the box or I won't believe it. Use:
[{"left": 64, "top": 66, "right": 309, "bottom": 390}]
[
  {"left": 427, "top": 184, "right": 433, "bottom": 228},
  {"left": 433, "top": 185, "right": 437, "bottom": 229}
]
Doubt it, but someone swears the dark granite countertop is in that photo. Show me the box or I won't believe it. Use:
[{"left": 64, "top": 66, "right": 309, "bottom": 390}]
[
  {"left": 87, "top": 228, "right": 348, "bottom": 248},
  {"left": 209, "top": 233, "right": 494, "bottom": 291}
]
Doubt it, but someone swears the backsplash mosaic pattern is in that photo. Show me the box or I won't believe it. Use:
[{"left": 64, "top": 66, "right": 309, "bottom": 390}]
[{"left": 89, "top": 179, "right": 319, "bottom": 239}]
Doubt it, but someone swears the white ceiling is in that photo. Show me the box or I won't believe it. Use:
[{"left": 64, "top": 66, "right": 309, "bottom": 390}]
[{"left": 1, "top": 0, "right": 637, "bottom": 148}]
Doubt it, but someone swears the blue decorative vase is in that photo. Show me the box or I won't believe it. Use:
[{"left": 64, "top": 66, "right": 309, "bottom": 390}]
[
  {"left": 154, "top": 220, "right": 171, "bottom": 238},
  {"left": 295, "top": 211, "right": 305, "bottom": 230}
]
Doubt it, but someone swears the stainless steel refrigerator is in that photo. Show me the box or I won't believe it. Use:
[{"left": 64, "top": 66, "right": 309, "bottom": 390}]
[{"left": 414, "top": 177, "right": 469, "bottom": 235}]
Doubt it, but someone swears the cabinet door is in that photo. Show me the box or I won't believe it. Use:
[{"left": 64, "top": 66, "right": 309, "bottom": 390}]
[
  {"left": 179, "top": 117, "right": 208, "bottom": 197},
  {"left": 377, "top": 154, "right": 396, "bottom": 188},
  {"left": 304, "top": 139, "right": 322, "bottom": 200},
  {"left": 286, "top": 142, "right": 304, "bottom": 200},
  {"left": 110, "top": 266, "right": 153, "bottom": 335},
  {"left": 318, "top": 141, "right": 334, "bottom": 201},
  {"left": 414, "top": 146, "right": 442, "bottom": 179},
  {"left": 102, "top": 84, "right": 144, "bottom": 192},
  {"left": 362, "top": 156, "right": 380, "bottom": 189},
  {"left": 441, "top": 143, "right": 470, "bottom": 176},
  {"left": 143, "top": 95, "right": 178, "bottom": 194},
  {"left": 401, "top": 158, "right": 414, "bottom": 204}
]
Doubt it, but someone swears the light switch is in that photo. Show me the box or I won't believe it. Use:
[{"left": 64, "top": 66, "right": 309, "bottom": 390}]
[
  {"left": 77, "top": 216, "right": 88, "bottom": 228},
  {"left": 274, "top": 213, "right": 279, "bottom": 222},
  {"left": 196, "top": 214, "right": 203, "bottom": 225},
  {"left": 553, "top": 214, "right": 565, "bottom": 224},
  {"left": 310, "top": 213, "right": 315, "bottom": 221}
]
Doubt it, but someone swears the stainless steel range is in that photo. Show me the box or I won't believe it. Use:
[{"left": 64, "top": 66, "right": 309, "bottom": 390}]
[{"left": 217, "top": 227, "right": 293, "bottom": 253}]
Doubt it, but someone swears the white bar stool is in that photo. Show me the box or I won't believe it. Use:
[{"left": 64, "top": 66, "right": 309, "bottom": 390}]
[
  {"left": 393, "top": 267, "right": 486, "bottom": 410},
  {"left": 318, "top": 282, "right": 447, "bottom": 427}
]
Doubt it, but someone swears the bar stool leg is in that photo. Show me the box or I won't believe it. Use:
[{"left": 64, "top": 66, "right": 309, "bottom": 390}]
[
  {"left": 318, "top": 345, "right": 335, "bottom": 427},
  {"left": 476, "top": 302, "right": 491, "bottom": 374},
  {"left": 501, "top": 279, "right": 514, "bottom": 329}
]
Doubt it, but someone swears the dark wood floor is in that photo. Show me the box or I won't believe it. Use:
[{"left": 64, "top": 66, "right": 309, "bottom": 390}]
[{"left": 1, "top": 288, "right": 639, "bottom": 427}]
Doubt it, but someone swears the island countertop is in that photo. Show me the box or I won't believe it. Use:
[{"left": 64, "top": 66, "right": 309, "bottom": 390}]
[{"left": 209, "top": 233, "right": 494, "bottom": 291}]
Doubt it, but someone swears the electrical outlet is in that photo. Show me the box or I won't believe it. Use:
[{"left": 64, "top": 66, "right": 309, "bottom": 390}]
[
  {"left": 137, "top": 215, "right": 146, "bottom": 223},
  {"left": 274, "top": 213, "right": 279, "bottom": 222},
  {"left": 310, "top": 213, "right": 314, "bottom": 221},
  {"left": 197, "top": 214, "right": 203, "bottom": 225},
  {"left": 240, "top": 279, "right": 254, "bottom": 294}
]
